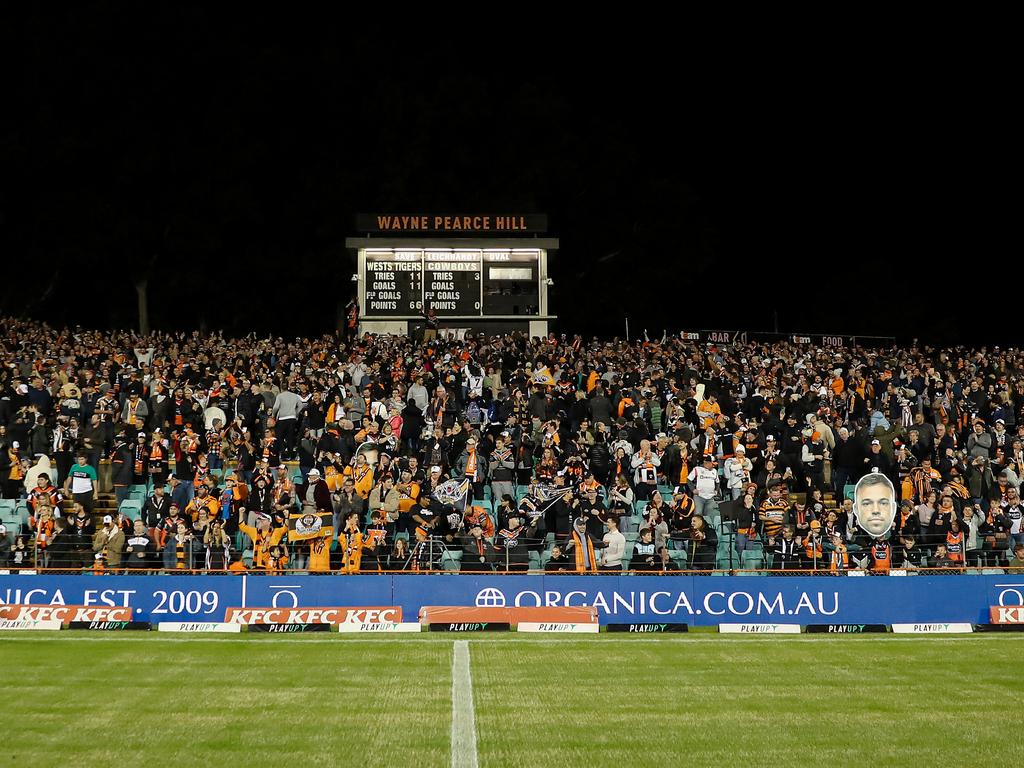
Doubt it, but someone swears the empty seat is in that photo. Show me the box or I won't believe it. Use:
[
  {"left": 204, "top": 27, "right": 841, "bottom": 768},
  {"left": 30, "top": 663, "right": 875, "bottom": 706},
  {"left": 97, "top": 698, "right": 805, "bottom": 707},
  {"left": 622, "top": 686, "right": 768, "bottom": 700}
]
[{"left": 118, "top": 500, "right": 143, "bottom": 520}]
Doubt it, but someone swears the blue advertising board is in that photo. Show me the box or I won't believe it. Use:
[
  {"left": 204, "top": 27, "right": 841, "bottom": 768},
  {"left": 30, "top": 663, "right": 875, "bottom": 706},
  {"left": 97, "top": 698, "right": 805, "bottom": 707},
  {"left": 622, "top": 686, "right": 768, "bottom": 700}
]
[{"left": 1, "top": 574, "right": 1023, "bottom": 625}]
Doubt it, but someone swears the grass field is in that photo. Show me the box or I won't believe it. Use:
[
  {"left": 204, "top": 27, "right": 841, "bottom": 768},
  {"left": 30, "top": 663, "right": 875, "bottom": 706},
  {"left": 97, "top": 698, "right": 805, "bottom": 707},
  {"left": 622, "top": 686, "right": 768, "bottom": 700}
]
[{"left": 1, "top": 632, "right": 1022, "bottom": 767}]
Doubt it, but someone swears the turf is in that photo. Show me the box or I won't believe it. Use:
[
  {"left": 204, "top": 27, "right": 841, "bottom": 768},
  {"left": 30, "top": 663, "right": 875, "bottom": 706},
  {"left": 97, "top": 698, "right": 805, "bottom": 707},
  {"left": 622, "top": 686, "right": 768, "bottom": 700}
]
[{"left": 1, "top": 632, "right": 1022, "bottom": 767}]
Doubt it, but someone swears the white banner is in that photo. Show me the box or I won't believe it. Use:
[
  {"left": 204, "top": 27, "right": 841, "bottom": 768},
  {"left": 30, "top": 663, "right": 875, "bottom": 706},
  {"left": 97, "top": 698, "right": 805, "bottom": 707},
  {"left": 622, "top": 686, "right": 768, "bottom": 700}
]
[
  {"left": 890, "top": 623, "right": 973, "bottom": 634},
  {"left": 719, "top": 623, "right": 801, "bottom": 634},
  {"left": 517, "top": 622, "right": 600, "bottom": 634},
  {"left": 0, "top": 619, "right": 63, "bottom": 631},
  {"left": 158, "top": 622, "right": 242, "bottom": 633},
  {"left": 337, "top": 622, "right": 422, "bottom": 633}
]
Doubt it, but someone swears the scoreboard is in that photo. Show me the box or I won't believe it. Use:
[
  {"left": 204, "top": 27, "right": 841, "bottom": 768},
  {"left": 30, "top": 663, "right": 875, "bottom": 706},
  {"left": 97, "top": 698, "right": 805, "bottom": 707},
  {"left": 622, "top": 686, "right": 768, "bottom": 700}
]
[
  {"left": 423, "top": 251, "right": 480, "bottom": 315},
  {"left": 364, "top": 252, "right": 422, "bottom": 316},
  {"left": 359, "top": 248, "right": 544, "bottom": 319}
]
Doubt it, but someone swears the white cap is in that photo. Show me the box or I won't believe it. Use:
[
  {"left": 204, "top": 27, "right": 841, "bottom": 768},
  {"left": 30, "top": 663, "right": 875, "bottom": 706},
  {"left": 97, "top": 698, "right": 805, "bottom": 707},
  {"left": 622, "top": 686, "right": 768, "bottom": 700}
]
[
  {"left": 11, "top": 441, "right": 18, "bottom": 448},
  {"left": 102, "top": 515, "right": 112, "bottom": 523},
  {"left": 765, "top": 435, "right": 775, "bottom": 441},
  {"left": 734, "top": 445, "right": 746, "bottom": 453},
  {"left": 871, "top": 439, "right": 881, "bottom": 446},
  {"left": 430, "top": 465, "right": 441, "bottom": 473},
  {"left": 307, "top": 468, "right": 321, "bottom": 477}
]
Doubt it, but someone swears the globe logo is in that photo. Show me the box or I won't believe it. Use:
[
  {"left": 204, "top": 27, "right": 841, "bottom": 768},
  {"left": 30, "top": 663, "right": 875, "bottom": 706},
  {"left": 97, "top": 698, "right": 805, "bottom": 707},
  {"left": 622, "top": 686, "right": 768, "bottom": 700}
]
[{"left": 475, "top": 588, "right": 506, "bottom": 607}]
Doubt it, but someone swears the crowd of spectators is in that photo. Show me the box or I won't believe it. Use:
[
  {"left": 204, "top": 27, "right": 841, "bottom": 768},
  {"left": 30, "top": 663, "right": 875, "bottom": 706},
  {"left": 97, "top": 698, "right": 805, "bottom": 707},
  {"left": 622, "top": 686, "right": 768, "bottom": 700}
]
[{"left": 2, "top": 315, "right": 1024, "bottom": 575}]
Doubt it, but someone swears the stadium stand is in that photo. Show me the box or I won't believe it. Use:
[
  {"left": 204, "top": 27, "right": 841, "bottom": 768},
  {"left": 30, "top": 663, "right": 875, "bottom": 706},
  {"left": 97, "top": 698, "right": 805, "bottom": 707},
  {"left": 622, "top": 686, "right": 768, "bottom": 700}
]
[{"left": 2, "top": 315, "right": 1024, "bottom": 576}]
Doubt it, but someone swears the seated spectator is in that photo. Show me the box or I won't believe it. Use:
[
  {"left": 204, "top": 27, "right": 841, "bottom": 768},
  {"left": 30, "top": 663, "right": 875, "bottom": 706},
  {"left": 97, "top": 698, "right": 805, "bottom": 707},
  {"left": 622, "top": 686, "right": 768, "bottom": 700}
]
[
  {"left": 629, "top": 527, "right": 661, "bottom": 573},
  {"left": 544, "top": 544, "right": 573, "bottom": 573},
  {"left": 460, "top": 522, "right": 495, "bottom": 572},
  {"left": 124, "top": 519, "right": 156, "bottom": 571},
  {"left": 771, "top": 526, "right": 802, "bottom": 574},
  {"left": 931, "top": 543, "right": 961, "bottom": 573},
  {"left": 11, "top": 534, "right": 31, "bottom": 569},
  {"left": 494, "top": 515, "right": 537, "bottom": 573},
  {"left": 894, "top": 534, "right": 926, "bottom": 570}
]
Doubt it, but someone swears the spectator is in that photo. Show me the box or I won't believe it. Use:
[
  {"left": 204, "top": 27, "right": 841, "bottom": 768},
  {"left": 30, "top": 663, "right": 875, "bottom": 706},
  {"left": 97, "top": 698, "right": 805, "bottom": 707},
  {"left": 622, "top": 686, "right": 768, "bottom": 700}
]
[
  {"left": 68, "top": 504, "right": 95, "bottom": 570},
  {"left": 1008, "top": 544, "right": 1024, "bottom": 572},
  {"left": 771, "top": 526, "right": 802, "bottom": 573},
  {"left": 544, "top": 543, "right": 573, "bottom": 573},
  {"left": 630, "top": 439, "right": 660, "bottom": 502},
  {"left": 460, "top": 522, "right": 495, "bottom": 572},
  {"left": 931, "top": 543, "right": 960, "bottom": 573},
  {"left": 0, "top": 524, "right": 10, "bottom": 567},
  {"left": 688, "top": 455, "right": 720, "bottom": 518},
  {"left": 63, "top": 453, "right": 97, "bottom": 514},
  {"left": 686, "top": 515, "right": 717, "bottom": 572},
  {"left": 493, "top": 515, "right": 536, "bottom": 573},
  {"left": 92, "top": 514, "right": 125, "bottom": 571},
  {"left": 237, "top": 509, "right": 287, "bottom": 571},
  {"left": 163, "top": 521, "right": 195, "bottom": 571},
  {"left": 599, "top": 516, "right": 626, "bottom": 572},
  {"left": 629, "top": 527, "right": 662, "bottom": 572},
  {"left": 333, "top": 476, "right": 365, "bottom": 537},
  {"left": 723, "top": 445, "right": 752, "bottom": 500},
  {"left": 124, "top": 519, "right": 156, "bottom": 571}
]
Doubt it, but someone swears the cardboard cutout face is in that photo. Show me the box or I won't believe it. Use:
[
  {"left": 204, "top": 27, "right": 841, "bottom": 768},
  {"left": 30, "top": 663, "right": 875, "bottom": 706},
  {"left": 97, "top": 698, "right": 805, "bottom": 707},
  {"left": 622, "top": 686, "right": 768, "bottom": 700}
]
[{"left": 853, "top": 472, "right": 896, "bottom": 538}]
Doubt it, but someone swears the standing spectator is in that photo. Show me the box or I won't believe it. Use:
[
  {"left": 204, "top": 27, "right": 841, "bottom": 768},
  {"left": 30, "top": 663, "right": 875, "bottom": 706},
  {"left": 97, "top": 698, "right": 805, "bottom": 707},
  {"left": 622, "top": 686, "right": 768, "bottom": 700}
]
[
  {"left": 688, "top": 455, "right": 720, "bottom": 518},
  {"left": 92, "top": 515, "right": 125, "bottom": 571},
  {"left": 599, "top": 516, "right": 626, "bottom": 572},
  {"left": 237, "top": 509, "right": 287, "bottom": 571},
  {"left": 272, "top": 385, "right": 302, "bottom": 460},
  {"left": 686, "top": 515, "right": 718, "bottom": 572},
  {"left": 488, "top": 436, "right": 516, "bottom": 502},
  {"left": 163, "top": 521, "right": 195, "bottom": 571},
  {"left": 110, "top": 433, "right": 134, "bottom": 508},
  {"left": 203, "top": 519, "right": 233, "bottom": 571},
  {"left": 63, "top": 453, "right": 97, "bottom": 514},
  {"left": 68, "top": 504, "right": 96, "bottom": 570},
  {"left": 723, "top": 445, "right": 752, "bottom": 500},
  {"left": 967, "top": 421, "right": 993, "bottom": 460},
  {"left": 455, "top": 436, "right": 486, "bottom": 500}
]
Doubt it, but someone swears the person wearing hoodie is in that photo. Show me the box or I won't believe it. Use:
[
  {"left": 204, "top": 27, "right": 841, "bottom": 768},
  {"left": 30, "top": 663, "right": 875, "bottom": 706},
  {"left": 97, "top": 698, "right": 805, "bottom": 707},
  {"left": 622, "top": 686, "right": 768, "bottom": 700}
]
[{"left": 272, "top": 386, "right": 302, "bottom": 460}]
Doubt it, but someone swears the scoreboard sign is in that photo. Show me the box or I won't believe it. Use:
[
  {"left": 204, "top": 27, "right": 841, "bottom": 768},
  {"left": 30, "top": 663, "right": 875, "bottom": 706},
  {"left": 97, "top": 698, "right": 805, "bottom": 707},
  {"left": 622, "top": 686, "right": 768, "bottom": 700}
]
[
  {"left": 364, "top": 251, "right": 422, "bottom": 315},
  {"left": 360, "top": 248, "right": 542, "bottom": 318},
  {"left": 424, "top": 251, "right": 480, "bottom": 314}
]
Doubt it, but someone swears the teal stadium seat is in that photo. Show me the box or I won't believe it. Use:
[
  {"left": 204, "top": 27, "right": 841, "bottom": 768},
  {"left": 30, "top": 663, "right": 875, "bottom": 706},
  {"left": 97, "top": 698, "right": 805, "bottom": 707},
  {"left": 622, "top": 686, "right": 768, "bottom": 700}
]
[{"left": 118, "top": 500, "right": 143, "bottom": 520}]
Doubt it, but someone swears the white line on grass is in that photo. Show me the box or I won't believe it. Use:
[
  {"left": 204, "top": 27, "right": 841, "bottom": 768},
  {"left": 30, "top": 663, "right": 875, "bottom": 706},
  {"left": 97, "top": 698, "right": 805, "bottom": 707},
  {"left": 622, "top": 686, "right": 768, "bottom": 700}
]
[{"left": 450, "top": 640, "right": 479, "bottom": 768}]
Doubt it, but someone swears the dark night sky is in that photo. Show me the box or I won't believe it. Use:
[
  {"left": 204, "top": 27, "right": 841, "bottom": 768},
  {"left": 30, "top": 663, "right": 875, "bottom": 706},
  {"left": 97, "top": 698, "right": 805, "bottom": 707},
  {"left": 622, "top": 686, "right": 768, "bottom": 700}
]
[{"left": 3, "top": 7, "right": 1015, "bottom": 344}]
